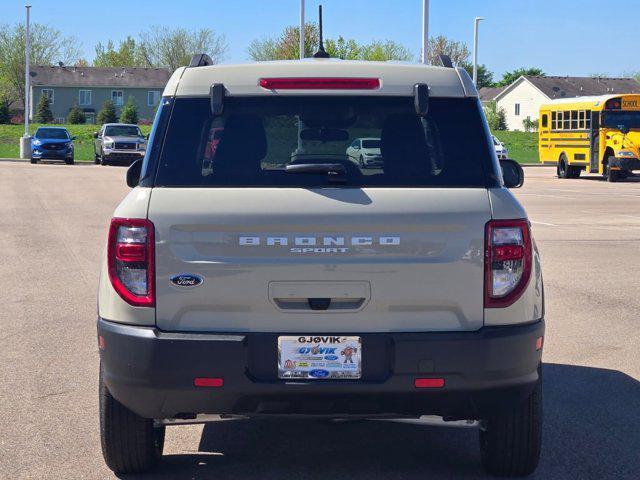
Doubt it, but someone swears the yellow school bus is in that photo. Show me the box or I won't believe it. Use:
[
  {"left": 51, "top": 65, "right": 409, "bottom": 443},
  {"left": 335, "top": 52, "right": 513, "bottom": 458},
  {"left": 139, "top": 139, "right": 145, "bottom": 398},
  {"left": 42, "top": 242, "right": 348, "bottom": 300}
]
[{"left": 539, "top": 94, "right": 640, "bottom": 181}]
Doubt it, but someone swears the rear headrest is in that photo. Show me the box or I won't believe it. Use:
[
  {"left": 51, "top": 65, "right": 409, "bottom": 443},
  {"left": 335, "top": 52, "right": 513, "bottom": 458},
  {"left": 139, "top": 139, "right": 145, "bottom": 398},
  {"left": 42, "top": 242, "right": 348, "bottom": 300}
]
[
  {"left": 213, "top": 114, "right": 267, "bottom": 172},
  {"left": 381, "top": 114, "right": 430, "bottom": 178}
]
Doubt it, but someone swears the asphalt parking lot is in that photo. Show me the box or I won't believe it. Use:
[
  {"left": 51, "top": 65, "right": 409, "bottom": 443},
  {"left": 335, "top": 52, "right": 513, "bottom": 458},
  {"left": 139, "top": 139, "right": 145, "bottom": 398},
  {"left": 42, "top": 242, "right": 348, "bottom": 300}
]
[{"left": 0, "top": 162, "right": 638, "bottom": 479}]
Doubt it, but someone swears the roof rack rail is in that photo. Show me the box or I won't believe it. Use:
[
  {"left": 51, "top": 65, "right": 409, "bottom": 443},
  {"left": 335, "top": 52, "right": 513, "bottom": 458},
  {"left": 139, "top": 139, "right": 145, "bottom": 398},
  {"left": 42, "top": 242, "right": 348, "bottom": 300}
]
[
  {"left": 189, "top": 53, "right": 214, "bottom": 68},
  {"left": 437, "top": 54, "right": 453, "bottom": 68}
]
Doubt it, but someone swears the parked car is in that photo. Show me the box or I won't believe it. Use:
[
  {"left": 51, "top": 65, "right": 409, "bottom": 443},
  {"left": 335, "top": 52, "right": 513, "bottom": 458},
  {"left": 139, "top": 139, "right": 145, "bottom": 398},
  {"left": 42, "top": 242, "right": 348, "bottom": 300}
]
[
  {"left": 346, "top": 137, "right": 383, "bottom": 167},
  {"left": 30, "top": 127, "right": 75, "bottom": 164},
  {"left": 93, "top": 123, "right": 147, "bottom": 166},
  {"left": 98, "top": 56, "right": 544, "bottom": 477},
  {"left": 492, "top": 135, "right": 509, "bottom": 159}
]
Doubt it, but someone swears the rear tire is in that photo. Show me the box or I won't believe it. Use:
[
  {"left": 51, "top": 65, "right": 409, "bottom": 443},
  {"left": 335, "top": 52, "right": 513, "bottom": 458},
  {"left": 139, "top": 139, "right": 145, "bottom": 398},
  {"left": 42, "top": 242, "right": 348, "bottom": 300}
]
[
  {"left": 99, "top": 364, "right": 165, "bottom": 474},
  {"left": 479, "top": 366, "right": 543, "bottom": 477},
  {"left": 569, "top": 166, "right": 581, "bottom": 178},
  {"left": 94, "top": 153, "right": 101, "bottom": 164},
  {"left": 557, "top": 155, "right": 570, "bottom": 178},
  {"left": 30, "top": 157, "right": 37, "bottom": 164}
]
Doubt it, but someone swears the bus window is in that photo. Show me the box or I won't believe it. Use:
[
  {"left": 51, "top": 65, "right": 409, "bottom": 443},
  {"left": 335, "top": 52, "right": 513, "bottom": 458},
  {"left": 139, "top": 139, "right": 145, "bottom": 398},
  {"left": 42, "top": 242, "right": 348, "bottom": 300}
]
[
  {"left": 570, "top": 110, "right": 578, "bottom": 130},
  {"left": 563, "top": 111, "right": 570, "bottom": 130},
  {"left": 585, "top": 110, "right": 591, "bottom": 130},
  {"left": 551, "top": 111, "right": 556, "bottom": 129},
  {"left": 541, "top": 114, "right": 548, "bottom": 128},
  {"left": 578, "top": 111, "right": 585, "bottom": 129}
]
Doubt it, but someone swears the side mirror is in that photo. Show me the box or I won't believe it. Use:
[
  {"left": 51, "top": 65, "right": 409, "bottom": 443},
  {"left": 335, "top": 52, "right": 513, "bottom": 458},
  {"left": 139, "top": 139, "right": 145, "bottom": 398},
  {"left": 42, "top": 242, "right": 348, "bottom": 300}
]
[
  {"left": 500, "top": 159, "right": 524, "bottom": 188},
  {"left": 71, "top": 136, "right": 77, "bottom": 141},
  {"left": 93, "top": 132, "right": 99, "bottom": 138},
  {"left": 126, "top": 159, "right": 143, "bottom": 188},
  {"left": 146, "top": 133, "right": 150, "bottom": 140}
]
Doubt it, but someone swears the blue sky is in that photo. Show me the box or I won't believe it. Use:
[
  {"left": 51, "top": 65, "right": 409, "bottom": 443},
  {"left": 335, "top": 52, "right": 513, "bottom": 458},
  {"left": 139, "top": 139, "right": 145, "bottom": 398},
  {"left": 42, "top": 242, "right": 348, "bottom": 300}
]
[{"left": 4, "top": 0, "right": 639, "bottom": 79}]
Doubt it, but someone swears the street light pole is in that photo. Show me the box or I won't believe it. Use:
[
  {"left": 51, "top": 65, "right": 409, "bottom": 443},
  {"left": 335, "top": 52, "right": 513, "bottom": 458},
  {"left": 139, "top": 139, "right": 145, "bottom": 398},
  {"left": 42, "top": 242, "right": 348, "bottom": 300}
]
[
  {"left": 299, "top": 0, "right": 305, "bottom": 60},
  {"left": 20, "top": 2, "right": 32, "bottom": 159},
  {"left": 421, "top": 0, "right": 429, "bottom": 64},
  {"left": 472, "top": 16, "right": 484, "bottom": 86}
]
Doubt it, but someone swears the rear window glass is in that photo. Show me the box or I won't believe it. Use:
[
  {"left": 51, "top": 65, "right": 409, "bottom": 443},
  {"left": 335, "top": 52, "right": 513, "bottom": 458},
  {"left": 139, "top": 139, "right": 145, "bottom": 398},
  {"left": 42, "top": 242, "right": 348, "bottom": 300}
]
[{"left": 154, "top": 96, "right": 491, "bottom": 187}]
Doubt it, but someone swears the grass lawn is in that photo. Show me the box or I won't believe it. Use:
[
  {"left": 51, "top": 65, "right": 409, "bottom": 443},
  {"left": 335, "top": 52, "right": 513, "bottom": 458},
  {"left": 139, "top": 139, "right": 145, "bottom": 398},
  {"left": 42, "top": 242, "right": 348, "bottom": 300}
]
[
  {"left": 492, "top": 131, "right": 539, "bottom": 164},
  {"left": 0, "top": 124, "right": 152, "bottom": 162}
]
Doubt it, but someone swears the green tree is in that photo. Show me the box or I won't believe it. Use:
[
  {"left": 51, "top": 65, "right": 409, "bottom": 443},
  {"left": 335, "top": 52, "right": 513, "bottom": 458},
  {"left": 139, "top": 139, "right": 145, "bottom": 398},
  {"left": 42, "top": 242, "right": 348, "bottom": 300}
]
[
  {"left": 0, "top": 95, "right": 10, "bottom": 124},
  {"left": 93, "top": 36, "right": 144, "bottom": 68},
  {"left": 485, "top": 100, "right": 507, "bottom": 131},
  {"left": 35, "top": 94, "right": 54, "bottom": 123},
  {"left": 119, "top": 97, "right": 138, "bottom": 124},
  {"left": 97, "top": 99, "right": 117, "bottom": 124},
  {"left": 67, "top": 104, "right": 86, "bottom": 124},
  {"left": 461, "top": 63, "right": 495, "bottom": 89},
  {"left": 137, "top": 26, "right": 227, "bottom": 71},
  {"left": 0, "top": 23, "right": 80, "bottom": 106},
  {"left": 247, "top": 24, "right": 412, "bottom": 62},
  {"left": 522, "top": 117, "right": 538, "bottom": 132},
  {"left": 496, "top": 68, "right": 545, "bottom": 87},
  {"left": 427, "top": 35, "right": 470, "bottom": 66}
]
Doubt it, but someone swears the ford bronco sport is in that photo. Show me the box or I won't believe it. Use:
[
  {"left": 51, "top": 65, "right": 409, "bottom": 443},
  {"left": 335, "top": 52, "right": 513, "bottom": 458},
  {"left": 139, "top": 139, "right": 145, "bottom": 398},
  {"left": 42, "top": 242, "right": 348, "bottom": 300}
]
[{"left": 97, "top": 55, "right": 544, "bottom": 477}]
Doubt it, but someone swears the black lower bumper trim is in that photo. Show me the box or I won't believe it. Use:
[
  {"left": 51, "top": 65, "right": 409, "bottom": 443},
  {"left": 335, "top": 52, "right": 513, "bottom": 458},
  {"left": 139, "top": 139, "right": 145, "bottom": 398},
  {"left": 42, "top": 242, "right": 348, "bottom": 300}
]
[{"left": 98, "top": 318, "right": 544, "bottom": 419}]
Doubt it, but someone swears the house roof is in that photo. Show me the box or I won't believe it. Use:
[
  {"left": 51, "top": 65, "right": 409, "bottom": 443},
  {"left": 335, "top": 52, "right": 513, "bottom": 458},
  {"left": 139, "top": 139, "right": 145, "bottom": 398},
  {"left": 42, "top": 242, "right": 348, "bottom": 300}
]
[
  {"left": 495, "top": 75, "right": 640, "bottom": 102},
  {"left": 478, "top": 86, "right": 506, "bottom": 103},
  {"left": 30, "top": 65, "right": 172, "bottom": 88}
]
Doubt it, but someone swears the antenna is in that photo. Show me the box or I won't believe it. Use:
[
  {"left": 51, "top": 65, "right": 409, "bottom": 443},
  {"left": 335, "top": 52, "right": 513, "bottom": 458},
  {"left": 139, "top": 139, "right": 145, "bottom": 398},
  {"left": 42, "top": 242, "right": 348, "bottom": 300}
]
[{"left": 313, "top": 5, "right": 330, "bottom": 58}]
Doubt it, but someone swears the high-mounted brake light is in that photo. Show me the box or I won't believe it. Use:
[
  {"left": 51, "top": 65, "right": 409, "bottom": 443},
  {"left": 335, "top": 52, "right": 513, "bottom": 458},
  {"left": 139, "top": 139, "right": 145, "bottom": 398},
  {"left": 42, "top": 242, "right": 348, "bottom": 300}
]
[
  {"left": 107, "top": 218, "right": 155, "bottom": 307},
  {"left": 259, "top": 77, "right": 381, "bottom": 90},
  {"left": 485, "top": 219, "right": 532, "bottom": 308}
]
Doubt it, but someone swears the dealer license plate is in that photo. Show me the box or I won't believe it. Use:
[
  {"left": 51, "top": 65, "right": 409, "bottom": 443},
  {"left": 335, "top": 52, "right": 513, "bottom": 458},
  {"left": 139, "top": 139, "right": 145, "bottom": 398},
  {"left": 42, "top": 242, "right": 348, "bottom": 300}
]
[{"left": 278, "top": 335, "right": 362, "bottom": 379}]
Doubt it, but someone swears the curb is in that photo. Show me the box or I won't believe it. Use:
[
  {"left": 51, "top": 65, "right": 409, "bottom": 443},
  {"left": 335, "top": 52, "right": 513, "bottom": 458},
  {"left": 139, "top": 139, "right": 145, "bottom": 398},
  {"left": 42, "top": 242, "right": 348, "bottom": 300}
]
[{"left": 0, "top": 158, "right": 94, "bottom": 165}]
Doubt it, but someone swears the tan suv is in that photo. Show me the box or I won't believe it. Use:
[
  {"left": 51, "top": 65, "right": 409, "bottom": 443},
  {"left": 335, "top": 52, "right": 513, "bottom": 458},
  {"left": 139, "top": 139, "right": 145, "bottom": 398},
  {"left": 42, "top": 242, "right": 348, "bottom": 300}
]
[{"left": 97, "top": 54, "right": 544, "bottom": 477}]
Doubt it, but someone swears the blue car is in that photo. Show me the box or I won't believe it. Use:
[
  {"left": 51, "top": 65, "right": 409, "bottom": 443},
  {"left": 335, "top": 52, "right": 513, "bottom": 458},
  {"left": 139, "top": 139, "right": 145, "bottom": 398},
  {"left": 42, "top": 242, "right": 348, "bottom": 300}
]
[{"left": 31, "top": 127, "right": 76, "bottom": 164}]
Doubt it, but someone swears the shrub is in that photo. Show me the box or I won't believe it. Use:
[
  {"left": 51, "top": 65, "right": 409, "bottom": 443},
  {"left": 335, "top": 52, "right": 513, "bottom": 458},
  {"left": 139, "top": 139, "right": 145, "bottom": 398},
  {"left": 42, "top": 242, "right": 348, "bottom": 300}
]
[
  {"left": 119, "top": 97, "right": 138, "bottom": 124},
  {"left": 522, "top": 117, "right": 538, "bottom": 132},
  {"left": 484, "top": 100, "right": 507, "bottom": 131},
  {"left": 0, "top": 96, "right": 10, "bottom": 124},
  {"left": 97, "top": 99, "right": 117, "bottom": 124},
  {"left": 67, "top": 104, "right": 86, "bottom": 124},
  {"left": 35, "top": 94, "right": 54, "bottom": 124}
]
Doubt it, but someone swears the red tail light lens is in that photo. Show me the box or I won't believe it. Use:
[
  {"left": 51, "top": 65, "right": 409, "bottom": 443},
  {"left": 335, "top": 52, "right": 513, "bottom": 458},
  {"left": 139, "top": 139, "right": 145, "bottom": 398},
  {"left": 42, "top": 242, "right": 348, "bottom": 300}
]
[
  {"left": 259, "top": 77, "right": 381, "bottom": 90},
  {"left": 485, "top": 219, "right": 532, "bottom": 308},
  {"left": 107, "top": 218, "right": 155, "bottom": 307}
]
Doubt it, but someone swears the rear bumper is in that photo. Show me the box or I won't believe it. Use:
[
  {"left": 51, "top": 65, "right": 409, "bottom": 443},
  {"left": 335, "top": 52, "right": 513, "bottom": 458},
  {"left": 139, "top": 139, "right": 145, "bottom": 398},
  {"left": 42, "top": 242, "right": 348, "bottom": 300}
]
[{"left": 98, "top": 318, "right": 544, "bottom": 420}]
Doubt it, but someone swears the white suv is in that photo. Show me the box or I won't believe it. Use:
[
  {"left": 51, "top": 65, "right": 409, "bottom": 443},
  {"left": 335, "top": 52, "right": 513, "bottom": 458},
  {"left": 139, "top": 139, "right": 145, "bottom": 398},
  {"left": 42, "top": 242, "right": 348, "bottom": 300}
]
[{"left": 97, "top": 56, "right": 544, "bottom": 477}]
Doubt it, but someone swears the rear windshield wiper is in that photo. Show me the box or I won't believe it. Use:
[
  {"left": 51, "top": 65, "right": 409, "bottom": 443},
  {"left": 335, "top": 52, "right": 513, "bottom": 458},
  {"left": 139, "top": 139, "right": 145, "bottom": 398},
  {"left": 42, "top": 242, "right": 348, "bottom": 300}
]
[{"left": 285, "top": 163, "right": 347, "bottom": 183}]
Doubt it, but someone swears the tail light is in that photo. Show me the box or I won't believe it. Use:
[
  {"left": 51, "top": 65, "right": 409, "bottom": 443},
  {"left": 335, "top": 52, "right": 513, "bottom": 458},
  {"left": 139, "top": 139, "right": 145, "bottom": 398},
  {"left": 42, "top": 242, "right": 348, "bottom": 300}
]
[
  {"left": 485, "top": 219, "right": 532, "bottom": 308},
  {"left": 107, "top": 218, "right": 154, "bottom": 307}
]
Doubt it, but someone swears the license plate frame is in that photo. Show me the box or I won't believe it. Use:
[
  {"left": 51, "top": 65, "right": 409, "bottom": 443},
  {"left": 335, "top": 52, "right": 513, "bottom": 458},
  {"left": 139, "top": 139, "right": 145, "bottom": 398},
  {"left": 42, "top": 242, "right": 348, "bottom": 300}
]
[{"left": 278, "top": 335, "right": 362, "bottom": 380}]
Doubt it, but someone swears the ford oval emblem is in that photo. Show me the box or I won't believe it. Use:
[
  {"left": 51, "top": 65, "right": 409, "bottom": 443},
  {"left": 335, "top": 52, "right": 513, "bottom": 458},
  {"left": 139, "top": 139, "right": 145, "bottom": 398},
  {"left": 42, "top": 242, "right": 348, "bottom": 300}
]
[
  {"left": 170, "top": 274, "right": 204, "bottom": 288},
  {"left": 309, "top": 369, "right": 330, "bottom": 378}
]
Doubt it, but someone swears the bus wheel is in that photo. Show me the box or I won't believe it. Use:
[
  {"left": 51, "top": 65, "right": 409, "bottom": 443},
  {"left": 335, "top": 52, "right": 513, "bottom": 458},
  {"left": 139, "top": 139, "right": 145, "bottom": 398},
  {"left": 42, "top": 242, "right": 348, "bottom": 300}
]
[
  {"left": 606, "top": 157, "right": 619, "bottom": 182},
  {"left": 557, "top": 156, "right": 570, "bottom": 179}
]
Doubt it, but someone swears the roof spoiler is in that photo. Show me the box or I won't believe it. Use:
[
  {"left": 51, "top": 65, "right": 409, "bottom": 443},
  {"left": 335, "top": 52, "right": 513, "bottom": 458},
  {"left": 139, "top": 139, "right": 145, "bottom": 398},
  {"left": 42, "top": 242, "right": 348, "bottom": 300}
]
[
  {"left": 437, "top": 54, "right": 453, "bottom": 68},
  {"left": 189, "top": 53, "right": 214, "bottom": 67}
]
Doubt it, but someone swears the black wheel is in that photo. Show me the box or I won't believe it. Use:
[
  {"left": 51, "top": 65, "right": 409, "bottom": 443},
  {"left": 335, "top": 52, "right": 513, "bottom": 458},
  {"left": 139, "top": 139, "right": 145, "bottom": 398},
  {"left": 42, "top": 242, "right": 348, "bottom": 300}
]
[
  {"left": 94, "top": 152, "right": 101, "bottom": 164},
  {"left": 30, "top": 157, "right": 37, "bottom": 164},
  {"left": 479, "top": 366, "right": 543, "bottom": 477},
  {"left": 606, "top": 156, "right": 619, "bottom": 182},
  {"left": 65, "top": 156, "right": 75, "bottom": 165},
  {"left": 557, "top": 155, "right": 570, "bottom": 178},
  {"left": 99, "top": 364, "right": 164, "bottom": 474},
  {"left": 569, "top": 166, "right": 581, "bottom": 178},
  {"left": 101, "top": 156, "right": 109, "bottom": 166},
  {"left": 358, "top": 155, "right": 365, "bottom": 168}
]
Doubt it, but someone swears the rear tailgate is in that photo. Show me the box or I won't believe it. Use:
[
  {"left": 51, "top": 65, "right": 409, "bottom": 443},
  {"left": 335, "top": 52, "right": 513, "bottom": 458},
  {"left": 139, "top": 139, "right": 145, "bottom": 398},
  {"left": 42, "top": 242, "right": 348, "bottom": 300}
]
[{"left": 149, "top": 187, "right": 490, "bottom": 333}]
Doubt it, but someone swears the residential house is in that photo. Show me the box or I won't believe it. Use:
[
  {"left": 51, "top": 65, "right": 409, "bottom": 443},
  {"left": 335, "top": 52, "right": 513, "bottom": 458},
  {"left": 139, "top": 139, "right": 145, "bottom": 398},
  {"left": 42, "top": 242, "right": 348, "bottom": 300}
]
[
  {"left": 29, "top": 65, "right": 172, "bottom": 124},
  {"left": 479, "top": 76, "right": 640, "bottom": 131}
]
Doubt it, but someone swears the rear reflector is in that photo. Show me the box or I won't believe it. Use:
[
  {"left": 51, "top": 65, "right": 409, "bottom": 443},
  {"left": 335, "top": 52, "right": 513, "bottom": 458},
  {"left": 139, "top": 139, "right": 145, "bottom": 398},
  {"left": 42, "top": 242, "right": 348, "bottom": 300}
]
[
  {"left": 536, "top": 336, "right": 544, "bottom": 351},
  {"left": 194, "top": 377, "right": 224, "bottom": 388},
  {"left": 414, "top": 378, "right": 445, "bottom": 388},
  {"left": 259, "top": 77, "right": 381, "bottom": 90},
  {"left": 98, "top": 335, "right": 106, "bottom": 350}
]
